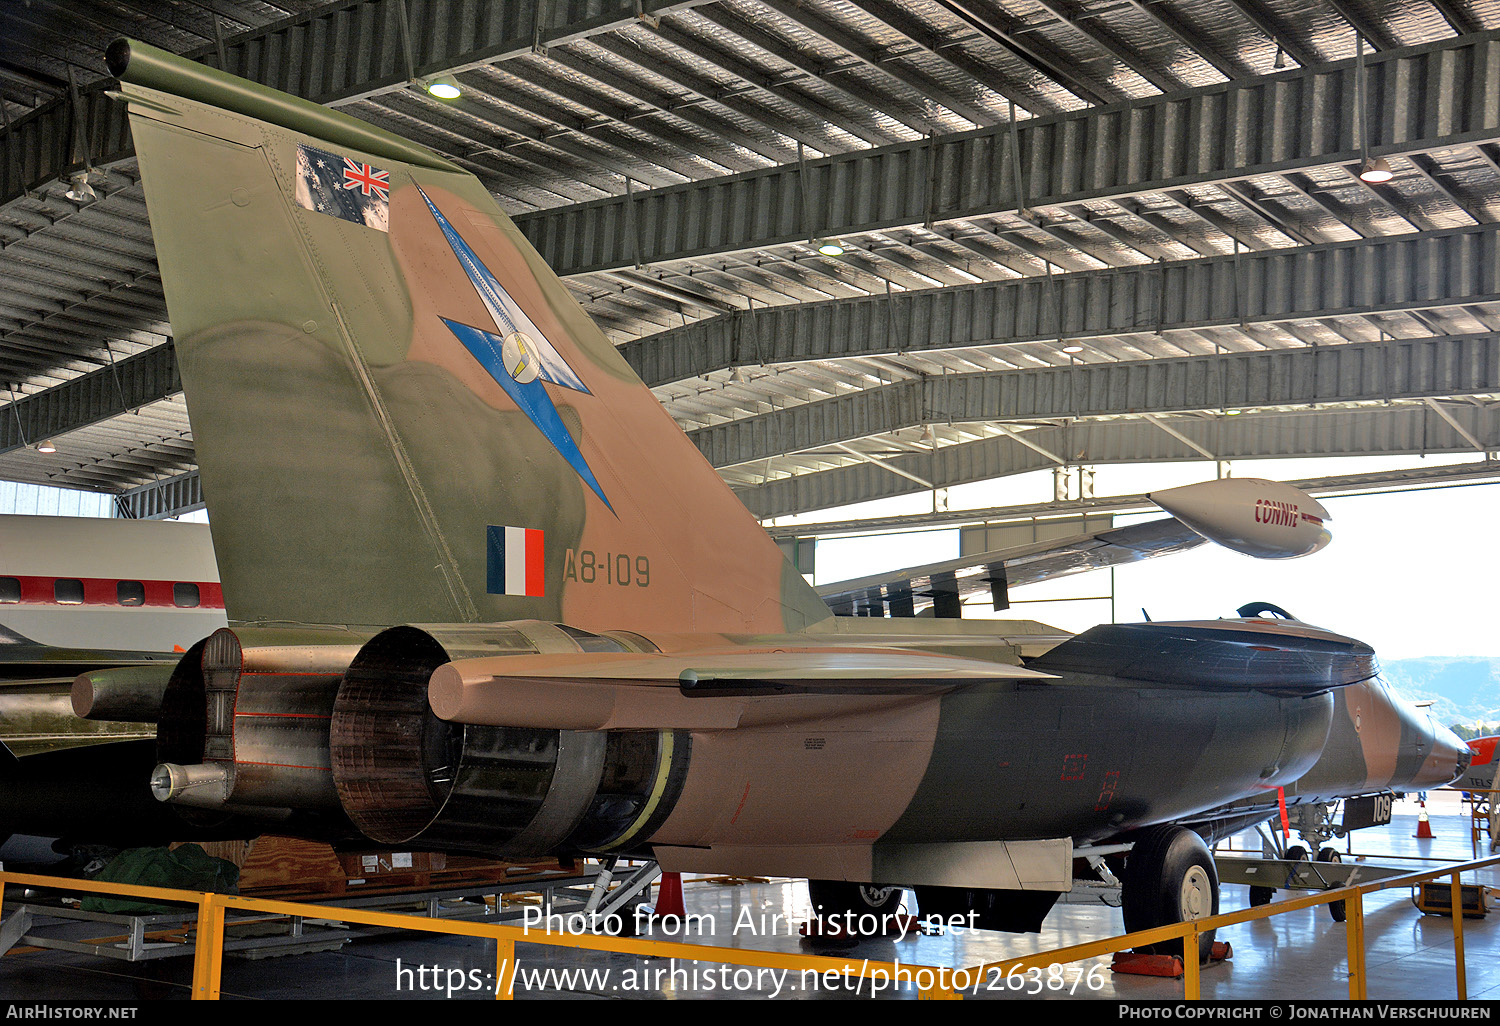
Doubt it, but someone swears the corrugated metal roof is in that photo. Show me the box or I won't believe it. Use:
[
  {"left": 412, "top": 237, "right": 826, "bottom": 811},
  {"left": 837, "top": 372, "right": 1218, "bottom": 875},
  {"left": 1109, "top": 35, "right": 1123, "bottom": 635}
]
[{"left": 1, "top": 0, "right": 1499, "bottom": 510}]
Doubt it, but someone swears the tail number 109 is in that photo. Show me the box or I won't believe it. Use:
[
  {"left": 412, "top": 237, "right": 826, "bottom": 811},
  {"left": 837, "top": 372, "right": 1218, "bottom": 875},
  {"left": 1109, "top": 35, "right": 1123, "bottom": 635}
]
[
  {"left": 564, "top": 549, "right": 651, "bottom": 587},
  {"left": 1342, "top": 793, "right": 1394, "bottom": 831}
]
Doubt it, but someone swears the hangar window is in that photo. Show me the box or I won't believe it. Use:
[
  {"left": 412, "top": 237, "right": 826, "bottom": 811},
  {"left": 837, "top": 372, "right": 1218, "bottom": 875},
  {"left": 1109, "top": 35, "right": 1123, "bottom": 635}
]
[
  {"left": 0, "top": 578, "right": 18, "bottom": 603},
  {"left": 173, "top": 583, "right": 200, "bottom": 608},
  {"left": 117, "top": 580, "right": 145, "bottom": 606},
  {"left": 55, "top": 579, "right": 84, "bottom": 604}
]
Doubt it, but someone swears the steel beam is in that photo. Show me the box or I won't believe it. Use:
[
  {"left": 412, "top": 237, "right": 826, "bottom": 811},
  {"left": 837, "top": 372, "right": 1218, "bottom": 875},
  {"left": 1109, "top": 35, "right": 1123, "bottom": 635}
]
[
  {"left": 12, "top": 222, "right": 1500, "bottom": 466},
  {"left": 116, "top": 468, "right": 202, "bottom": 519},
  {"left": 624, "top": 223, "right": 1500, "bottom": 386},
  {"left": 517, "top": 31, "right": 1500, "bottom": 276},
  {"left": 0, "top": 343, "right": 179, "bottom": 454},
  {"left": 761, "top": 460, "right": 1500, "bottom": 537},
  {"left": 0, "top": 0, "right": 715, "bottom": 209},
  {"left": 690, "top": 333, "right": 1500, "bottom": 469},
  {"left": 739, "top": 404, "right": 1500, "bottom": 518}
]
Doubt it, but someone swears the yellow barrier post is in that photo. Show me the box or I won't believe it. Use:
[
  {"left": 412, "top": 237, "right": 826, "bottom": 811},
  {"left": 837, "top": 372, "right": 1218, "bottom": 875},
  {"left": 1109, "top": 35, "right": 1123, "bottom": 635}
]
[
  {"left": 1356, "top": 888, "right": 1368, "bottom": 1002},
  {"left": 1183, "top": 926, "right": 1200, "bottom": 1000},
  {"left": 191, "top": 892, "right": 225, "bottom": 1000},
  {"left": 917, "top": 968, "right": 961, "bottom": 1000},
  {"left": 495, "top": 936, "right": 517, "bottom": 1000},
  {"left": 1450, "top": 872, "right": 1467, "bottom": 999}
]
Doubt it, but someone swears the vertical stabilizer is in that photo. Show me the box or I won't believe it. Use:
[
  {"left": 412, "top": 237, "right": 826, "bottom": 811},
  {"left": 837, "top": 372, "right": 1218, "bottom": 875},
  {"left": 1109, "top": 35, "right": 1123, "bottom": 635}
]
[{"left": 109, "top": 40, "right": 829, "bottom": 635}]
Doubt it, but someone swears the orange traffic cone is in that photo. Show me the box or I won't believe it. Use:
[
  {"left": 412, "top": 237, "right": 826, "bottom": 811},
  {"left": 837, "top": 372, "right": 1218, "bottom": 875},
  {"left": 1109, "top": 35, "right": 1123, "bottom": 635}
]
[
  {"left": 654, "top": 871, "right": 686, "bottom": 919},
  {"left": 1415, "top": 801, "right": 1435, "bottom": 839}
]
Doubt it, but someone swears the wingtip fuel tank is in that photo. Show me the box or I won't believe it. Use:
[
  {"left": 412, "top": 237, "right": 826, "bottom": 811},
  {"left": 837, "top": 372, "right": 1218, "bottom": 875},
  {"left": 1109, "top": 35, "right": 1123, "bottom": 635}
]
[{"left": 1150, "top": 478, "right": 1332, "bottom": 559}]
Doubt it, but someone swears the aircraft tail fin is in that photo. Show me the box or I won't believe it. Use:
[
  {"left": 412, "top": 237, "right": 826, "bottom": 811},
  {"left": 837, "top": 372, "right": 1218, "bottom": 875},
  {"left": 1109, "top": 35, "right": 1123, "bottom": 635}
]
[{"left": 109, "top": 40, "right": 829, "bottom": 635}]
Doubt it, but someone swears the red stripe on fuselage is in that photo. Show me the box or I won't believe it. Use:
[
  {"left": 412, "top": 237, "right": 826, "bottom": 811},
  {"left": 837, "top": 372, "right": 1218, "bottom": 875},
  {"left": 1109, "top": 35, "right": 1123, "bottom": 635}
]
[{"left": 0, "top": 574, "right": 224, "bottom": 609}]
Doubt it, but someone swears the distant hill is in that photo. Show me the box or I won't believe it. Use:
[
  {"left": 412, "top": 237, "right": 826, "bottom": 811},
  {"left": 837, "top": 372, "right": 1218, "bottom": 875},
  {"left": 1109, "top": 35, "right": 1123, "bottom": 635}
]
[{"left": 1379, "top": 657, "right": 1500, "bottom": 729}]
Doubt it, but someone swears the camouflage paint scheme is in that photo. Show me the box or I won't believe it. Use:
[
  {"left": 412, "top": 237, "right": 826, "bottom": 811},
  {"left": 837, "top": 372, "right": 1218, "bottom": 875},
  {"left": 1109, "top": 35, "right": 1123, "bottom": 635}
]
[
  {"left": 99, "top": 41, "right": 1467, "bottom": 899},
  {"left": 126, "top": 86, "right": 824, "bottom": 635}
]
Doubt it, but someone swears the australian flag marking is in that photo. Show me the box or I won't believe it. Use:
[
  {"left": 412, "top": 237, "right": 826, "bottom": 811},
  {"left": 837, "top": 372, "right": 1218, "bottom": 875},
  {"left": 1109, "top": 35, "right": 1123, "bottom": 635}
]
[{"left": 294, "top": 144, "right": 390, "bottom": 232}]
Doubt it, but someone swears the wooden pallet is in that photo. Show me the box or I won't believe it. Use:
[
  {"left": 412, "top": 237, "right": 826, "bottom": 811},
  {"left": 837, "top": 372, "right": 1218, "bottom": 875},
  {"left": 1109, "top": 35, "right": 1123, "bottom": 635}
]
[{"left": 182, "top": 835, "right": 573, "bottom": 901}]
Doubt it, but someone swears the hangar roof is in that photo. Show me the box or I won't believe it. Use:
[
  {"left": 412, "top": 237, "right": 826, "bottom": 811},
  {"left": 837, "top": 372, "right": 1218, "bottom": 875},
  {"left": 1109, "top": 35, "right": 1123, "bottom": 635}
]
[{"left": 1, "top": 0, "right": 1497, "bottom": 521}]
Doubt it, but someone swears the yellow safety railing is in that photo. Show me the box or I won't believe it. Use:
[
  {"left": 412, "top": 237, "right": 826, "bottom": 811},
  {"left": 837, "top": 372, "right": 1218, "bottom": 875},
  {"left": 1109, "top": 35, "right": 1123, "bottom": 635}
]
[
  {"left": 0, "top": 871, "right": 965, "bottom": 1000},
  {"left": 2, "top": 854, "right": 1496, "bottom": 1000},
  {"left": 959, "top": 852, "right": 1500, "bottom": 1001}
]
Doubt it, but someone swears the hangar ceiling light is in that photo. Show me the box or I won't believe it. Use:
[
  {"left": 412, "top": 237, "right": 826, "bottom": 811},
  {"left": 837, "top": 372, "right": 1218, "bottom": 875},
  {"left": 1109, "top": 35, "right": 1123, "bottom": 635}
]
[
  {"left": 1359, "top": 157, "right": 1395, "bottom": 184},
  {"left": 63, "top": 173, "right": 95, "bottom": 203},
  {"left": 424, "top": 76, "right": 461, "bottom": 100}
]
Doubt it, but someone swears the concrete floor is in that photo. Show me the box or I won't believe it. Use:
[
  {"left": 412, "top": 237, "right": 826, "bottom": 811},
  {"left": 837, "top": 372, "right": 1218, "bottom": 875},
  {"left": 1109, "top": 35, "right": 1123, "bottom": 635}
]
[{"left": 3, "top": 792, "right": 1496, "bottom": 1001}]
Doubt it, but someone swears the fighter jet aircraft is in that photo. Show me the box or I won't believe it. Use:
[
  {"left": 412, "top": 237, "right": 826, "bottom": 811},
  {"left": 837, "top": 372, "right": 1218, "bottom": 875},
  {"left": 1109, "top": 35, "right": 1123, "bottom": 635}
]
[{"left": 17, "top": 40, "right": 1469, "bottom": 960}]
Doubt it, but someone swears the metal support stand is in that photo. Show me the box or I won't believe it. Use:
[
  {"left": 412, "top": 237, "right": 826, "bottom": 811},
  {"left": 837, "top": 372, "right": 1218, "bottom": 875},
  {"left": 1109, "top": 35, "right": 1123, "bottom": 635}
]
[
  {"left": 579, "top": 858, "right": 662, "bottom": 931},
  {"left": 0, "top": 908, "right": 33, "bottom": 956},
  {"left": 0, "top": 866, "right": 619, "bottom": 962}
]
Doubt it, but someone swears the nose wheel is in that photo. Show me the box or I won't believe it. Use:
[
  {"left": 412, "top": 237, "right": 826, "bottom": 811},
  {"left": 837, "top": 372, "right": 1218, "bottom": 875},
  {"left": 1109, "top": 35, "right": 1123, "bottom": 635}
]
[{"left": 1121, "top": 825, "right": 1219, "bottom": 964}]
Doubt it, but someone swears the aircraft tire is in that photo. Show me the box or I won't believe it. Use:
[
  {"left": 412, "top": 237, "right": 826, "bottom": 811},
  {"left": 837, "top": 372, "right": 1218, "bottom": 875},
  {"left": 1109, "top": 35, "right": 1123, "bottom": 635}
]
[
  {"left": 1121, "top": 825, "right": 1218, "bottom": 964},
  {"left": 1317, "top": 847, "right": 1347, "bottom": 923}
]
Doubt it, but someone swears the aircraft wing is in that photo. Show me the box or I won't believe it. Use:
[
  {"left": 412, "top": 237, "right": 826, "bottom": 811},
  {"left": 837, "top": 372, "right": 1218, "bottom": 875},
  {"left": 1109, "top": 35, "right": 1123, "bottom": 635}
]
[
  {"left": 816, "top": 515, "right": 1204, "bottom": 616},
  {"left": 1027, "top": 619, "right": 1379, "bottom": 695}
]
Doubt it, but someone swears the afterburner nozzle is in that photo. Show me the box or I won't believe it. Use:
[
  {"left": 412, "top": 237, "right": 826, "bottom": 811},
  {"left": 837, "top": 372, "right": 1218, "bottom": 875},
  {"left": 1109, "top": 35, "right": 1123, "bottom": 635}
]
[{"left": 150, "top": 762, "right": 232, "bottom": 807}]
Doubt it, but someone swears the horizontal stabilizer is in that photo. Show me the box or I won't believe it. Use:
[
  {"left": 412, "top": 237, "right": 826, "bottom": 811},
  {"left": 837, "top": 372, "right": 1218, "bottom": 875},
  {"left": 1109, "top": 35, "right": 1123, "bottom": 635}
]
[
  {"left": 1028, "top": 619, "right": 1377, "bottom": 694},
  {"left": 428, "top": 647, "right": 1051, "bottom": 729},
  {"left": 72, "top": 664, "right": 178, "bottom": 721}
]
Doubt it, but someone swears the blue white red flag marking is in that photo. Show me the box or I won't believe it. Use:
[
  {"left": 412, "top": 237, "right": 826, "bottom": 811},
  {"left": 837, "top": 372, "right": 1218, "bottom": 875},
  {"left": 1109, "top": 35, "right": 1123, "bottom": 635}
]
[
  {"left": 418, "top": 185, "right": 613, "bottom": 512},
  {"left": 487, "top": 526, "right": 545, "bottom": 597},
  {"left": 294, "top": 144, "right": 389, "bottom": 232}
]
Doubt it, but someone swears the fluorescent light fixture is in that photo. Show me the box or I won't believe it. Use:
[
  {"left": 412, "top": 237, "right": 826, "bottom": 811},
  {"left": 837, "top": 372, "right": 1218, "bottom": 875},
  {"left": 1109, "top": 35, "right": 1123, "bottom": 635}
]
[
  {"left": 424, "top": 76, "right": 462, "bottom": 100},
  {"left": 64, "top": 173, "right": 96, "bottom": 203},
  {"left": 35, "top": 439, "right": 56, "bottom": 454},
  {"left": 1359, "top": 157, "right": 1394, "bottom": 184},
  {"left": 813, "top": 238, "right": 845, "bottom": 257}
]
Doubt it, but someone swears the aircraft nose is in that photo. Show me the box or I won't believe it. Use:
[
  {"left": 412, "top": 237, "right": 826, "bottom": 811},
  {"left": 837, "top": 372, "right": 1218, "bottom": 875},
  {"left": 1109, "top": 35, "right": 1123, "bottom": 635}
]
[
  {"left": 1434, "top": 720, "right": 1472, "bottom": 784},
  {"left": 1456, "top": 740, "right": 1474, "bottom": 778}
]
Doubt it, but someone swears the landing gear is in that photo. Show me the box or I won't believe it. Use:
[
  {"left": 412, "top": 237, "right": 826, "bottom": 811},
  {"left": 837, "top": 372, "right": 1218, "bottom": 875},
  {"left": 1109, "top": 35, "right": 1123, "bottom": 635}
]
[
  {"left": 1318, "top": 847, "right": 1347, "bottom": 923},
  {"left": 1248, "top": 844, "right": 1307, "bottom": 914},
  {"left": 1122, "top": 825, "right": 1219, "bottom": 964}
]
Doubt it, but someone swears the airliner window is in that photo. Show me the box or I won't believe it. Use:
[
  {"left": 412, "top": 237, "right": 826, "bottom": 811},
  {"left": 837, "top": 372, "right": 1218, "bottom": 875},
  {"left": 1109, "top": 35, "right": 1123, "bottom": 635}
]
[
  {"left": 173, "top": 583, "right": 200, "bottom": 608},
  {"left": 117, "top": 580, "right": 145, "bottom": 606},
  {"left": 55, "top": 579, "right": 84, "bottom": 605},
  {"left": 0, "top": 578, "right": 18, "bottom": 603}
]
